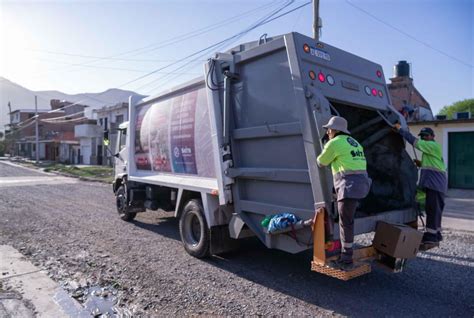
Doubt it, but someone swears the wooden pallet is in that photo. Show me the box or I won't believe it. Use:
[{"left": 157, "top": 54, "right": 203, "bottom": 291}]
[{"left": 311, "top": 261, "right": 371, "bottom": 281}]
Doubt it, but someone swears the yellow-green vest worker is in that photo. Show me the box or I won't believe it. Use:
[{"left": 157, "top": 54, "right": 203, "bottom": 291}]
[
  {"left": 316, "top": 116, "right": 371, "bottom": 269},
  {"left": 317, "top": 116, "right": 371, "bottom": 201},
  {"left": 317, "top": 134, "right": 367, "bottom": 175}
]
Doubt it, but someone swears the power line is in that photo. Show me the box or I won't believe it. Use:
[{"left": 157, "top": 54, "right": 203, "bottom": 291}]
[
  {"left": 40, "top": 110, "right": 85, "bottom": 122},
  {"left": 345, "top": 0, "right": 473, "bottom": 69},
  {"left": 32, "top": 53, "right": 200, "bottom": 63},
  {"left": 25, "top": 1, "right": 283, "bottom": 77},
  {"left": 35, "top": 57, "right": 202, "bottom": 74},
  {"left": 144, "top": 0, "right": 312, "bottom": 95},
  {"left": 2, "top": 1, "right": 285, "bottom": 118},
  {"left": 122, "top": 1, "right": 300, "bottom": 91},
  {"left": 40, "top": 116, "right": 89, "bottom": 124},
  {"left": 5, "top": 0, "right": 306, "bottom": 127}
]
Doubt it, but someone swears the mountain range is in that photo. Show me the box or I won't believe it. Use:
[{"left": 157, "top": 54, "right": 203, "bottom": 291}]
[{"left": 0, "top": 77, "right": 145, "bottom": 130}]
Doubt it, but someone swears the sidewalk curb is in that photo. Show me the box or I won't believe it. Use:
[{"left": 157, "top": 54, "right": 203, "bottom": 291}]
[{"left": 0, "top": 245, "right": 90, "bottom": 318}]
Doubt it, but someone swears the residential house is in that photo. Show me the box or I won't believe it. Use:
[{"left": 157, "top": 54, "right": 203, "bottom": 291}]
[
  {"left": 74, "top": 102, "right": 128, "bottom": 166},
  {"left": 407, "top": 116, "right": 474, "bottom": 189},
  {"left": 388, "top": 61, "right": 433, "bottom": 122},
  {"left": 7, "top": 100, "right": 89, "bottom": 163}
]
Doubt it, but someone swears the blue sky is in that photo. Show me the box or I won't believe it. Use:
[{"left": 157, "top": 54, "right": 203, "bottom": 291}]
[{"left": 0, "top": 0, "right": 472, "bottom": 114}]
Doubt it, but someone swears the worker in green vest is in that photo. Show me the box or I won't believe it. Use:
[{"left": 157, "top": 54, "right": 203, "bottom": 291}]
[
  {"left": 317, "top": 116, "right": 372, "bottom": 270},
  {"left": 395, "top": 124, "right": 447, "bottom": 245}
]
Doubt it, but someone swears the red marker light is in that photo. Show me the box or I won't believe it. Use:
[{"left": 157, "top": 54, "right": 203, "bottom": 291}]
[
  {"left": 318, "top": 72, "right": 325, "bottom": 83},
  {"left": 371, "top": 88, "right": 377, "bottom": 96},
  {"left": 309, "top": 70, "right": 316, "bottom": 80},
  {"left": 378, "top": 90, "right": 383, "bottom": 97},
  {"left": 303, "top": 44, "right": 310, "bottom": 53},
  {"left": 376, "top": 70, "right": 382, "bottom": 78}
]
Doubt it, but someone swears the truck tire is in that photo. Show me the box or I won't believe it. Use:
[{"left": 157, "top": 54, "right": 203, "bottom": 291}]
[
  {"left": 116, "top": 185, "right": 137, "bottom": 222},
  {"left": 179, "top": 199, "right": 210, "bottom": 258}
]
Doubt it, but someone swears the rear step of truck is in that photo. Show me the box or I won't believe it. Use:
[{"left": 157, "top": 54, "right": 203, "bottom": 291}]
[
  {"left": 311, "top": 208, "right": 374, "bottom": 280},
  {"left": 311, "top": 248, "right": 374, "bottom": 281},
  {"left": 310, "top": 207, "right": 426, "bottom": 280}
]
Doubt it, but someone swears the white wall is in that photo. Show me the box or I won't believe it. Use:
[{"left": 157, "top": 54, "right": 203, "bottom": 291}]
[{"left": 80, "top": 138, "right": 92, "bottom": 165}]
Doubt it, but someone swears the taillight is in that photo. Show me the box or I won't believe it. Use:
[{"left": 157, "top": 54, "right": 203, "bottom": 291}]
[{"left": 318, "top": 72, "right": 325, "bottom": 83}]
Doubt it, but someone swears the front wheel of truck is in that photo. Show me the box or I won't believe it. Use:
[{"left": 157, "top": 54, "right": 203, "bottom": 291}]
[
  {"left": 115, "top": 185, "right": 137, "bottom": 222},
  {"left": 179, "top": 199, "right": 210, "bottom": 258}
]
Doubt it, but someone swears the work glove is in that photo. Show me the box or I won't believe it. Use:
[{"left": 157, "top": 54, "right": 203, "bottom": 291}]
[{"left": 413, "top": 159, "right": 422, "bottom": 167}]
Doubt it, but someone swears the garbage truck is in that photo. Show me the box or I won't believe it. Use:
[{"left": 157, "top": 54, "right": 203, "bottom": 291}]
[{"left": 112, "top": 32, "right": 421, "bottom": 280}]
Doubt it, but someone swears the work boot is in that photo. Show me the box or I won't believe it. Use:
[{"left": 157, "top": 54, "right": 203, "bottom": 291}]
[
  {"left": 327, "top": 258, "right": 354, "bottom": 271},
  {"left": 437, "top": 231, "right": 443, "bottom": 242},
  {"left": 421, "top": 232, "right": 438, "bottom": 244}
]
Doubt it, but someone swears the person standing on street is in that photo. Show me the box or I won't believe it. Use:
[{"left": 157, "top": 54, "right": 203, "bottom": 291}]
[
  {"left": 394, "top": 124, "right": 447, "bottom": 245},
  {"left": 317, "top": 116, "right": 372, "bottom": 270}
]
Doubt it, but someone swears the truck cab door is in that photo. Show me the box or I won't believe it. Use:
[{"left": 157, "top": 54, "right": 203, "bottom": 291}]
[{"left": 114, "top": 128, "right": 128, "bottom": 177}]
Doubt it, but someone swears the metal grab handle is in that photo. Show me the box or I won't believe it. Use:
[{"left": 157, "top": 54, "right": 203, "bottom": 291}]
[
  {"left": 376, "top": 110, "right": 395, "bottom": 127},
  {"left": 329, "top": 103, "right": 340, "bottom": 116}
]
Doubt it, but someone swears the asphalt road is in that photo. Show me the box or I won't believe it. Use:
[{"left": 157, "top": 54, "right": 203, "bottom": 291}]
[{"left": 0, "top": 161, "right": 473, "bottom": 316}]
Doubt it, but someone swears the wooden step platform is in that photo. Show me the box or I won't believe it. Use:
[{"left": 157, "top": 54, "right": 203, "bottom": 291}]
[{"left": 311, "top": 261, "right": 371, "bottom": 281}]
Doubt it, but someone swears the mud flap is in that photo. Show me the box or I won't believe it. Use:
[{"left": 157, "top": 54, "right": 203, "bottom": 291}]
[{"left": 210, "top": 225, "right": 241, "bottom": 255}]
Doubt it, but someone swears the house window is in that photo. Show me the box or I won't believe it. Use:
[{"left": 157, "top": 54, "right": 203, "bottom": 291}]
[
  {"left": 116, "top": 115, "right": 124, "bottom": 124},
  {"left": 104, "top": 117, "right": 108, "bottom": 130}
]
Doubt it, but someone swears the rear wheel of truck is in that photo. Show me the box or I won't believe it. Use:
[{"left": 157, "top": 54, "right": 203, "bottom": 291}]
[
  {"left": 179, "top": 199, "right": 210, "bottom": 258},
  {"left": 115, "top": 185, "right": 137, "bottom": 222}
]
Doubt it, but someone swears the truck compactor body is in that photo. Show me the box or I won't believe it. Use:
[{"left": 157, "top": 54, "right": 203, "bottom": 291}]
[{"left": 113, "top": 32, "right": 418, "bottom": 260}]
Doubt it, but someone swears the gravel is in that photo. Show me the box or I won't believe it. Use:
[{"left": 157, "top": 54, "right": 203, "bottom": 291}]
[{"left": 0, "top": 162, "right": 473, "bottom": 316}]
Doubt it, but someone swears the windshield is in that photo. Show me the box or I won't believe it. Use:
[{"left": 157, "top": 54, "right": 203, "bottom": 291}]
[{"left": 118, "top": 128, "right": 127, "bottom": 151}]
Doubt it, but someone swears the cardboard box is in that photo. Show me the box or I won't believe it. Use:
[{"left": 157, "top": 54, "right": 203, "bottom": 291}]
[{"left": 373, "top": 222, "right": 423, "bottom": 259}]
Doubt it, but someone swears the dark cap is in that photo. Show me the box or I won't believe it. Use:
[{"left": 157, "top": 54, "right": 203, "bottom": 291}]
[{"left": 418, "top": 127, "right": 434, "bottom": 136}]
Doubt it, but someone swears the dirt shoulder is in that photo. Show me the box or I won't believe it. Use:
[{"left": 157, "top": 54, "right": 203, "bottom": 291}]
[{"left": 5, "top": 158, "right": 113, "bottom": 183}]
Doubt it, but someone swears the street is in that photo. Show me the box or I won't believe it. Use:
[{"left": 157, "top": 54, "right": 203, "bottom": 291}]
[{"left": 0, "top": 161, "right": 473, "bottom": 316}]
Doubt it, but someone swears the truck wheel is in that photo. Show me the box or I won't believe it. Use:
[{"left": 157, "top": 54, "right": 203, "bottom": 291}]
[
  {"left": 116, "top": 185, "right": 137, "bottom": 222},
  {"left": 179, "top": 199, "right": 210, "bottom": 258}
]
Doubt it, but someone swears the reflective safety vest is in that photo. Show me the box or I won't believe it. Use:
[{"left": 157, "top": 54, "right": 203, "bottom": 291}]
[
  {"left": 415, "top": 139, "right": 446, "bottom": 172},
  {"left": 317, "top": 134, "right": 367, "bottom": 175}
]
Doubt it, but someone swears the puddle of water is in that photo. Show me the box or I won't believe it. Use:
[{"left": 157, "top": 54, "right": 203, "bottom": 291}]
[
  {"left": 64, "top": 283, "right": 132, "bottom": 318},
  {"left": 84, "top": 286, "right": 117, "bottom": 317}
]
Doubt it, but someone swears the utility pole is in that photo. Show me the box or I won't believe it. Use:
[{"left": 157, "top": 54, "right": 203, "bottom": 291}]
[
  {"left": 35, "top": 95, "right": 39, "bottom": 163},
  {"left": 313, "top": 0, "right": 322, "bottom": 41},
  {"left": 7, "top": 102, "right": 12, "bottom": 126}
]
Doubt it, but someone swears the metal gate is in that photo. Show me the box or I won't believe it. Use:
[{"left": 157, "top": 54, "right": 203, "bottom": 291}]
[{"left": 448, "top": 131, "right": 474, "bottom": 189}]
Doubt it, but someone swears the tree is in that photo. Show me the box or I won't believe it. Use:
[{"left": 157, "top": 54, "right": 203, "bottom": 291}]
[
  {"left": 438, "top": 99, "right": 474, "bottom": 119},
  {"left": 0, "top": 139, "right": 5, "bottom": 156}
]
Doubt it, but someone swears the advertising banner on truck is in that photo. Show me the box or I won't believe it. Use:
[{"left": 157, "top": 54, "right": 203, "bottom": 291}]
[{"left": 134, "top": 87, "right": 215, "bottom": 178}]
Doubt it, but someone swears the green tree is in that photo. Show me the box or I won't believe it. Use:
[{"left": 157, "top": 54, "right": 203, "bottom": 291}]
[
  {"left": 0, "top": 140, "right": 5, "bottom": 156},
  {"left": 438, "top": 99, "right": 474, "bottom": 119}
]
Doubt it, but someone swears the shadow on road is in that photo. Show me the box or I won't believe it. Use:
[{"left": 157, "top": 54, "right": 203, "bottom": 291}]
[
  {"left": 127, "top": 212, "right": 472, "bottom": 316},
  {"left": 131, "top": 216, "right": 181, "bottom": 241},
  {"left": 205, "top": 243, "right": 473, "bottom": 316}
]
